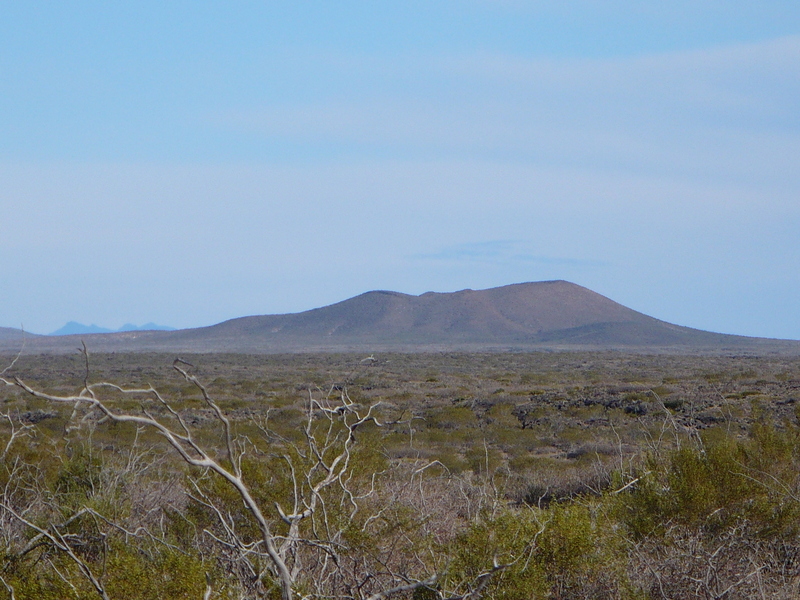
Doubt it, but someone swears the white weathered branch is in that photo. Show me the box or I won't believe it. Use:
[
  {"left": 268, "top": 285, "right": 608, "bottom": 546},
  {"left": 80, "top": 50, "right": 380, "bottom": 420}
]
[{"left": 0, "top": 502, "right": 110, "bottom": 600}]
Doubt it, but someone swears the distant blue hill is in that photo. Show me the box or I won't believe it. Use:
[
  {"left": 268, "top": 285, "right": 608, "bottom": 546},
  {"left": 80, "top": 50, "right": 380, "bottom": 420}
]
[
  {"left": 50, "top": 322, "right": 176, "bottom": 336},
  {"left": 51, "top": 322, "right": 113, "bottom": 335},
  {"left": 116, "top": 322, "right": 176, "bottom": 333}
]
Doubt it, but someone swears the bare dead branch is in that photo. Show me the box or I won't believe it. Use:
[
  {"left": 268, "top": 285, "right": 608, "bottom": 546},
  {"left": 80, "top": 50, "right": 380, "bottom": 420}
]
[{"left": 1, "top": 502, "right": 110, "bottom": 600}]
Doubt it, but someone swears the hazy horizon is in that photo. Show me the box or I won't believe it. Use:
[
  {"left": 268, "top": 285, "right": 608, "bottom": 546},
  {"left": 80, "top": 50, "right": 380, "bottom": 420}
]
[{"left": 5, "top": 279, "right": 798, "bottom": 342}]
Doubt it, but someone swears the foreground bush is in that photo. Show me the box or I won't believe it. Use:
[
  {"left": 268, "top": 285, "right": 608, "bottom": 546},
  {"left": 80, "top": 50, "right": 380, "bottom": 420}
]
[{"left": 619, "top": 422, "right": 800, "bottom": 598}]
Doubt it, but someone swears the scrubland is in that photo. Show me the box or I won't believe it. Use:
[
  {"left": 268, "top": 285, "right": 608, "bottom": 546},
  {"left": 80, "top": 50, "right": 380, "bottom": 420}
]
[{"left": 2, "top": 351, "right": 800, "bottom": 599}]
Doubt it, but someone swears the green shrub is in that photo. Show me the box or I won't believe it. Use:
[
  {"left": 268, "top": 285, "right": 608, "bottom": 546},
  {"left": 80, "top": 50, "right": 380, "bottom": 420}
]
[
  {"left": 619, "top": 423, "right": 800, "bottom": 540},
  {"left": 106, "top": 545, "right": 210, "bottom": 600},
  {"left": 448, "top": 502, "right": 636, "bottom": 600},
  {"left": 446, "top": 511, "right": 547, "bottom": 600}
]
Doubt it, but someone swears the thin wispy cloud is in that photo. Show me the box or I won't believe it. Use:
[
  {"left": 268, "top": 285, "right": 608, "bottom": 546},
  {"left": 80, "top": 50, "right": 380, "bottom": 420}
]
[
  {"left": 215, "top": 36, "right": 800, "bottom": 191},
  {"left": 413, "top": 241, "right": 606, "bottom": 268}
]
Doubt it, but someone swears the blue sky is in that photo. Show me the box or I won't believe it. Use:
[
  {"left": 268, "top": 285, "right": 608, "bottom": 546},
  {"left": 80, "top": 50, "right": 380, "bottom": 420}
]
[{"left": 2, "top": 1, "right": 799, "bottom": 339}]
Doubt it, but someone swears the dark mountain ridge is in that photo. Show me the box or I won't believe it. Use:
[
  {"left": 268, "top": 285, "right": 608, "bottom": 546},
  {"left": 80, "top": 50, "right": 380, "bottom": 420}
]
[{"left": 2, "top": 281, "right": 798, "bottom": 355}]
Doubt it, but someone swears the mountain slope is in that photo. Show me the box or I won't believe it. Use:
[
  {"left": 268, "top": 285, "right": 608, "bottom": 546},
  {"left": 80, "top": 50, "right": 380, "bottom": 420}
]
[
  {"left": 0, "top": 327, "right": 41, "bottom": 342},
  {"left": 1, "top": 281, "right": 798, "bottom": 354},
  {"left": 200, "top": 281, "right": 652, "bottom": 344},
  {"left": 189, "top": 281, "right": 764, "bottom": 350}
]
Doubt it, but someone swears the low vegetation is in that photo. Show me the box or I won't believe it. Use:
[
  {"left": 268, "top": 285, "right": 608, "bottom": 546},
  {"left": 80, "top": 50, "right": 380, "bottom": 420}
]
[{"left": 2, "top": 351, "right": 800, "bottom": 599}]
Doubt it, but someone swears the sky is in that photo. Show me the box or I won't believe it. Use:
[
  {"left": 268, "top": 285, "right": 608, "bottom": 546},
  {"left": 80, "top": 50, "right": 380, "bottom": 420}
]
[{"left": 1, "top": 1, "right": 799, "bottom": 339}]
